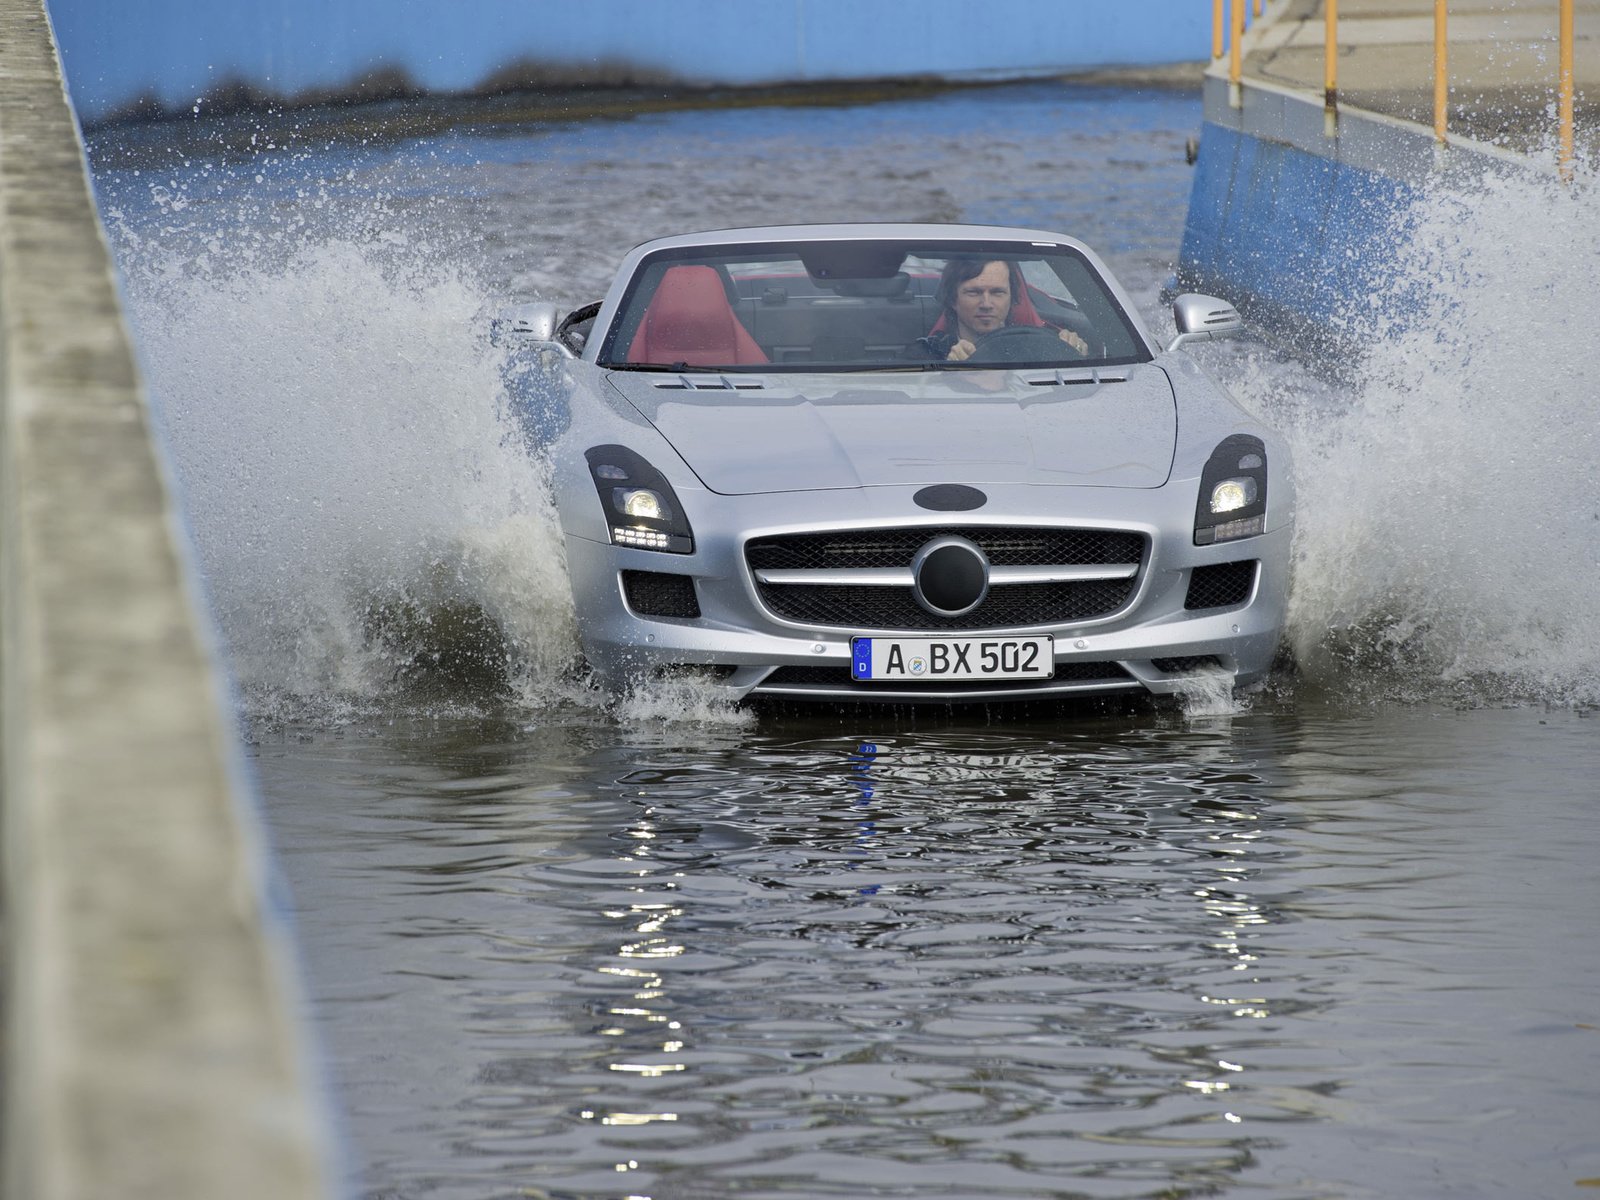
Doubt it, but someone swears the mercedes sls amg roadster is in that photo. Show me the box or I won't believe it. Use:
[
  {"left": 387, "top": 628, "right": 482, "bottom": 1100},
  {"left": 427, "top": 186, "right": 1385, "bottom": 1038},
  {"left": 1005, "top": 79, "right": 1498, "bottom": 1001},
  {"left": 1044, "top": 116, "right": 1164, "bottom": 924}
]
[{"left": 499, "top": 224, "right": 1293, "bottom": 704}]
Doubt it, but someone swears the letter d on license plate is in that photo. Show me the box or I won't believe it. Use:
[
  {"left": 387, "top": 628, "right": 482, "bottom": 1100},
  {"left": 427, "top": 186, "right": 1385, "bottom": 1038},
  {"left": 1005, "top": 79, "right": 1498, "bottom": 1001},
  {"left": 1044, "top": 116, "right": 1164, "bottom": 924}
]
[{"left": 851, "top": 636, "right": 1054, "bottom": 682}]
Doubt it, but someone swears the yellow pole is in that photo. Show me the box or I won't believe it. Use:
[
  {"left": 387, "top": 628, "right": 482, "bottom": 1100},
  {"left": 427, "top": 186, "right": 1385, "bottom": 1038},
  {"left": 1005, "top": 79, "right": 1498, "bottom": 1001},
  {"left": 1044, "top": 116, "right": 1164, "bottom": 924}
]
[
  {"left": 1325, "top": 0, "right": 1339, "bottom": 135},
  {"left": 1254, "top": 0, "right": 1263, "bottom": 19},
  {"left": 1559, "top": 0, "right": 1575, "bottom": 180},
  {"left": 1213, "top": 0, "right": 1225, "bottom": 60},
  {"left": 1433, "top": 0, "right": 1448, "bottom": 144},
  {"left": 1231, "top": 0, "right": 1245, "bottom": 86}
]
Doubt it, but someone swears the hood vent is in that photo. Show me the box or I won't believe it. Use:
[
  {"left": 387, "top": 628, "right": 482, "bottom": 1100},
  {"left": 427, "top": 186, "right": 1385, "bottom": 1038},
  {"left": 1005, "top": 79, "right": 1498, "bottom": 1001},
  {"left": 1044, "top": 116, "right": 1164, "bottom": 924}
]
[
  {"left": 1022, "top": 368, "right": 1129, "bottom": 388},
  {"left": 650, "top": 374, "right": 767, "bottom": 391}
]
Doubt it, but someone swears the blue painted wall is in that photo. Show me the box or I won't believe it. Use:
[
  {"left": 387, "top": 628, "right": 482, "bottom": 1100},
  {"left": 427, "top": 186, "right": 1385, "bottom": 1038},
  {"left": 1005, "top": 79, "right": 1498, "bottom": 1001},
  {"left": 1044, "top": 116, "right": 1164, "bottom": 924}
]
[
  {"left": 1174, "top": 71, "right": 1533, "bottom": 340},
  {"left": 1180, "top": 120, "right": 1416, "bottom": 339},
  {"left": 46, "top": 0, "right": 1210, "bottom": 123}
]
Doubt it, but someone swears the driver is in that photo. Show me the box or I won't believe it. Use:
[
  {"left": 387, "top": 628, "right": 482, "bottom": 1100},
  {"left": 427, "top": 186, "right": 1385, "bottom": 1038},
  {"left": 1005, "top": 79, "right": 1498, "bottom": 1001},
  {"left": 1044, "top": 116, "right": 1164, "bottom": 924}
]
[{"left": 916, "top": 259, "right": 1090, "bottom": 361}]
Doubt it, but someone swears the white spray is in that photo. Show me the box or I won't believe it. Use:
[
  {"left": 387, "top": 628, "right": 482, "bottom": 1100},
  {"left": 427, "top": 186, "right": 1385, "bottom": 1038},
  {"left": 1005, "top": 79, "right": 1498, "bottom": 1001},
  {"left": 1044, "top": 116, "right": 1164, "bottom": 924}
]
[
  {"left": 109, "top": 201, "right": 581, "bottom": 718},
  {"left": 1238, "top": 164, "right": 1600, "bottom": 705}
]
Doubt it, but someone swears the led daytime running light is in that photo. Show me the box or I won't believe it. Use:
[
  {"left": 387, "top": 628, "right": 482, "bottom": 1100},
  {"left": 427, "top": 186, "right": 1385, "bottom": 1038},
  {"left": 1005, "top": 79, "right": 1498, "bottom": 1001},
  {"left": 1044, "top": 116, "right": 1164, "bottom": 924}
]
[{"left": 614, "top": 527, "right": 672, "bottom": 550}]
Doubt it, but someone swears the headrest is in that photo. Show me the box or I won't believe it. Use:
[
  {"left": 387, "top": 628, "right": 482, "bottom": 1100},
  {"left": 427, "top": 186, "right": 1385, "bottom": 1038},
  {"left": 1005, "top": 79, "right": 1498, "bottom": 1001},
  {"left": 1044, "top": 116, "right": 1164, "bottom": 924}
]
[{"left": 628, "top": 265, "right": 768, "bottom": 366}]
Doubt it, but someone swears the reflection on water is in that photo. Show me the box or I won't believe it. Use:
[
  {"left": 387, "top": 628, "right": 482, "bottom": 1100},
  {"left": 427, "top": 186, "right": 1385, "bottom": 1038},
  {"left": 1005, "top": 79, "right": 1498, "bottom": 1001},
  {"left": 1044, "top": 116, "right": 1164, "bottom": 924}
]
[{"left": 257, "top": 703, "right": 1600, "bottom": 1199}]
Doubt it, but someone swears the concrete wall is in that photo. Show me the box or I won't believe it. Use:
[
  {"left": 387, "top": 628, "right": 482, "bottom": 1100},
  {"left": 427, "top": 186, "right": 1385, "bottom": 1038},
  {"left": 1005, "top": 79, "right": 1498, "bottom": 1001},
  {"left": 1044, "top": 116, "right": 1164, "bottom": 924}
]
[
  {"left": 46, "top": 0, "right": 1212, "bottom": 123},
  {"left": 0, "top": 1, "right": 333, "bottom": 1196}
]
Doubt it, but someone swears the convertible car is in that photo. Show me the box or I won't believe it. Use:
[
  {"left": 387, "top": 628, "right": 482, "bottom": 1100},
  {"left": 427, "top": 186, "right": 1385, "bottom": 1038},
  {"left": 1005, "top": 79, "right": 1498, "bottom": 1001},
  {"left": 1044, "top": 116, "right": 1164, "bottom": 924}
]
[{"left": 501, "top": 224, "right": 1293, "bottom": 704}]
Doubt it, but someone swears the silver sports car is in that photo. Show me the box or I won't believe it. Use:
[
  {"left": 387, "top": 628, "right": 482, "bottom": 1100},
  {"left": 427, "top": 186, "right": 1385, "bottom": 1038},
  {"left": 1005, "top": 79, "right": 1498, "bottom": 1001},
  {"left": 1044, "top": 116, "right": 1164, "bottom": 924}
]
[{"left": 504, "top": 224, "right": 1293, "bottom": 704}]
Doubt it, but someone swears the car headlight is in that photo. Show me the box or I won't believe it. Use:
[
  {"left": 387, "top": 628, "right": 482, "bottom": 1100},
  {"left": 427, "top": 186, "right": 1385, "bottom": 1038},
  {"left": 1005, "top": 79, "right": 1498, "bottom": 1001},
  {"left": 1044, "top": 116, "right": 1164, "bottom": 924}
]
[
  {"left": 586, "top": 445, "right": 694, "bottom": 553},
  {"left": 1194, "top": 435, "right": 1267, "bottom": 545},
  {"left": 617, "top": 488, "right": 666, "bottom": 521}
]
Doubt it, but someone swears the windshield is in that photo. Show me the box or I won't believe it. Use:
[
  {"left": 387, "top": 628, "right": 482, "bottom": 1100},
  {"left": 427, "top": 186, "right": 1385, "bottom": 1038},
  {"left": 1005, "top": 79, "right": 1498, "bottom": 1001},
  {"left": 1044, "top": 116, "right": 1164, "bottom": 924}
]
[{"left": 597, "top": 240, "right": 1151, "bottom": 372}]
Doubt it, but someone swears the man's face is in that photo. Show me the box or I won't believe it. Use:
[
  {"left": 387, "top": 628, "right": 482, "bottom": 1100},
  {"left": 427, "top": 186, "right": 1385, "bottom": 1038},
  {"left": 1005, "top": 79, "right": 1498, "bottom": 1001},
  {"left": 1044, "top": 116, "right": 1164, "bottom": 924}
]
[{"left": 954, "top": 261, "right": 1012, "bottom": 339}]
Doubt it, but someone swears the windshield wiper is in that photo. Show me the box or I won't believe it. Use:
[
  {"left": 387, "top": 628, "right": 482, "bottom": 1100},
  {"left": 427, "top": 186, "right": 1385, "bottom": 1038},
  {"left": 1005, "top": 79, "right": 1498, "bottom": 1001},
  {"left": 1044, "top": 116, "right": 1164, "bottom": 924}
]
[
  {"left": 825, "top": 362, "right": 948, "bottom": 373},
  {"left": 606, "top": 362, "right": 697, "bottom": 373}
]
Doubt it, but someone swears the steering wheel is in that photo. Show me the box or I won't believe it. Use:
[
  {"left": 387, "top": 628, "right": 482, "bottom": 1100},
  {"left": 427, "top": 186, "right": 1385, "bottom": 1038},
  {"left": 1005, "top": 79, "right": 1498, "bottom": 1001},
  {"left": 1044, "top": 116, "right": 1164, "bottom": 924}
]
[{"left": 969, "top": 324, "right": 1085, "bottom": 364}]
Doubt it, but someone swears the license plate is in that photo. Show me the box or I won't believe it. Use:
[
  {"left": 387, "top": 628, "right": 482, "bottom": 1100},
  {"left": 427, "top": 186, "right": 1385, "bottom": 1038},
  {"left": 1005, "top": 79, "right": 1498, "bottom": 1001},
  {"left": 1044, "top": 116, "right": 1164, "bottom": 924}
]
[{"left": 851, "top": 636, "right": 1054, "bottom": 682}]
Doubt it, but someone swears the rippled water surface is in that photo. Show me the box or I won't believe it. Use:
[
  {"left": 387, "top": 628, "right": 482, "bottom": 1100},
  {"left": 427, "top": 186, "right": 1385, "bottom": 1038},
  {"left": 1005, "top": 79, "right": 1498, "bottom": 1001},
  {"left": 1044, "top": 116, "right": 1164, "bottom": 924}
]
[
  {"left": 261, "top": 703, "right": 1600, "bottom": 1199},
  {"left": 86, "top": 80, "right": 1600, "bottom": 1198}
]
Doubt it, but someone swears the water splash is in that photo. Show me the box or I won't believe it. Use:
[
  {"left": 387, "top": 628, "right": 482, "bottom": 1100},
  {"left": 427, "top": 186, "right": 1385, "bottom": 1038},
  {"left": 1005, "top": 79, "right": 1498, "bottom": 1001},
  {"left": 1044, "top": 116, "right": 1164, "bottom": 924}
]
[
  {"left": 102, "top": 171, "right": 766, "bottom": 728},
  {"left": 1175, "top": 668, "right": 1247, "bottom": 718},
  {"left": 108, "top": 200, "right": 582, "bottom": 719},
  {"left": 615, "top": 675, "right": 757, "bottom": 730},
  {"left": 1240, "top": 164, "right": 1600, "bottom": 706}
]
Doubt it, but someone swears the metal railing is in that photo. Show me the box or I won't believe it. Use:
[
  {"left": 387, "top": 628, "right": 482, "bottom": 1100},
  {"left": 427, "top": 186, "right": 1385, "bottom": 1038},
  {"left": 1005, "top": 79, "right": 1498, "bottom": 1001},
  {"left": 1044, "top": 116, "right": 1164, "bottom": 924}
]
[
  {"left": 1212, "top": 0, "right": 1580, "bottom": 179},
  {"left": 1324, "top": 0, "right": 1338, "bottom": 135},
  {"left": 1560, "top": 0, "right": 1576, "bottom": 177}
]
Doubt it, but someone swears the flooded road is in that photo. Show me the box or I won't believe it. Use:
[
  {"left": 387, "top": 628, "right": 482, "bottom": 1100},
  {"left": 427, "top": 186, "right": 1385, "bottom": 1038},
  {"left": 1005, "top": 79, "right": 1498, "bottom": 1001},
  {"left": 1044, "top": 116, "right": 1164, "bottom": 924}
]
[
  {"left": 259, "top": 701, "right": 1600, "bottom": 1199},
  {"left": 87, "top": 80, "right": 1600, "bottom": 1198}
]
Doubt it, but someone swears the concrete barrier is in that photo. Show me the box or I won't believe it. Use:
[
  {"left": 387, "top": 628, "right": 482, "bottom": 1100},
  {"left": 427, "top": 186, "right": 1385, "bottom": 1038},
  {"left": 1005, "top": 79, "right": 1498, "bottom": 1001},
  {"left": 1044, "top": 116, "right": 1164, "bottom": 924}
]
[{"left": 0, "top": 2, "right": 333, "bottom": 1196}]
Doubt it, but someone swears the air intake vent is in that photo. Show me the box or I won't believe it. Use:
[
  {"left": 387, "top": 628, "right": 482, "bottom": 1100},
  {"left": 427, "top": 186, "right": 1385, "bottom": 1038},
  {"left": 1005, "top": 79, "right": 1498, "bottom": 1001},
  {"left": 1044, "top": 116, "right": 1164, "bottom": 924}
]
[
  {"left": 622, "top": 571, "right": 701, "bottom": 619},
  {"left": 759, "top": 661, "right": 1133, "bottom": 691},
  {"left": 1152, "top": 655, "right": 1224, "bottom": 674},
  {"left": 1184, "top": 561, "right": 1256, "bottom": 611}
]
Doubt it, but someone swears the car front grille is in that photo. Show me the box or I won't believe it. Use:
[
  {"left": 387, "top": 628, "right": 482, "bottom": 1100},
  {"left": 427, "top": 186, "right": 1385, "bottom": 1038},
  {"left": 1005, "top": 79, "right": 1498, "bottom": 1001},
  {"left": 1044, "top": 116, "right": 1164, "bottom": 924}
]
[
  {"left": 747, "top": 527, "right": 1142, "bottom": 570},
  {"left": 746, "top": 526, "right": 1145, "bottom": 632}
]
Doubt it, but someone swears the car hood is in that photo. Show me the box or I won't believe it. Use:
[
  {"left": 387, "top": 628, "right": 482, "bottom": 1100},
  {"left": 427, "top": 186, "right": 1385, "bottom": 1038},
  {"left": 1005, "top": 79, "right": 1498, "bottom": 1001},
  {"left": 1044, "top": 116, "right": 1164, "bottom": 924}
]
[{"left": 604, "top": 366, "right": 1176, "bottom": 495}]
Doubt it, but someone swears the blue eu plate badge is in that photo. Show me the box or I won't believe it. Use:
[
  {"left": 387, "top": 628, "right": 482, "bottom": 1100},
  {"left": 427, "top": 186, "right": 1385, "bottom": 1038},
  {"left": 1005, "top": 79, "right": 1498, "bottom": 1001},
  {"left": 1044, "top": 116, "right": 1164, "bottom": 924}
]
[{"left": 852, "top": 639, "right": 873, "bottom": 681}]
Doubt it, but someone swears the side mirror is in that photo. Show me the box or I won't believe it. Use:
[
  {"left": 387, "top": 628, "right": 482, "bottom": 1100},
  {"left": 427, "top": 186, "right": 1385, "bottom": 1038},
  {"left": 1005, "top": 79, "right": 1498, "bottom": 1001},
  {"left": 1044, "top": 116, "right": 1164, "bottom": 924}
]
[
  {"left": 1166, "top": 294, "right": 1243, "bottom": 353},
  {"left": 490, "top": 301, "right": 573, "bottom": 354}
]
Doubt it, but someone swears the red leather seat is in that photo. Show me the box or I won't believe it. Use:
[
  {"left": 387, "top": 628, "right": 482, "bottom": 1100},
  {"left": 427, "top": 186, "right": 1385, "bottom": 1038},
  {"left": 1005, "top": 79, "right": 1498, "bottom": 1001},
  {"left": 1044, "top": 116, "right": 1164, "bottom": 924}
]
[{"left": 627, "top": 265, "right": 768, "bottom": 366}]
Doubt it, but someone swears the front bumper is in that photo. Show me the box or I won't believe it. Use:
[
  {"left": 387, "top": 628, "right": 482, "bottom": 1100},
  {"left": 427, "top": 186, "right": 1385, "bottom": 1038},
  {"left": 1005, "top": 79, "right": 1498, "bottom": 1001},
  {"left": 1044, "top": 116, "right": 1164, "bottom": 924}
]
[{"left": 564, "top": 483, "right": 1292, "bottom": 704}]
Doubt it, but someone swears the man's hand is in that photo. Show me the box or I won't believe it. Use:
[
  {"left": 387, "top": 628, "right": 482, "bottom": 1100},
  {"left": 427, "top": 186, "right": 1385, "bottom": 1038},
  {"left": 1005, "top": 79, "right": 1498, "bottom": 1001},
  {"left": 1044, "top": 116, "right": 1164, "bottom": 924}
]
[
  {"left": 1059, "top": 329, "right": 1089, "bottom": 354},
  {"left": 947, "top": 339, "right": 976, "bottom": 361}
]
